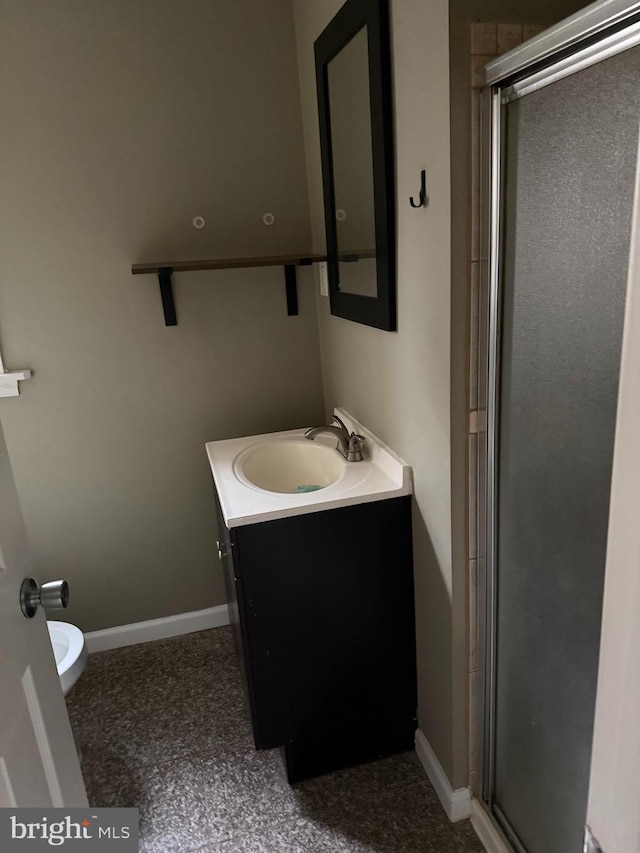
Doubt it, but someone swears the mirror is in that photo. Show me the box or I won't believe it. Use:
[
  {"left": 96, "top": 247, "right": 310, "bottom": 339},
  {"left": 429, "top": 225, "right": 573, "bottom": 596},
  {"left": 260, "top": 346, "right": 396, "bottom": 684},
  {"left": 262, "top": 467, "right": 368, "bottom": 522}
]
[
  {"left": 315, "top": 0, "right": 396, "bottom": 331},
  {"left": 327, "top": 27, "right": 376, "bottom": 298}
]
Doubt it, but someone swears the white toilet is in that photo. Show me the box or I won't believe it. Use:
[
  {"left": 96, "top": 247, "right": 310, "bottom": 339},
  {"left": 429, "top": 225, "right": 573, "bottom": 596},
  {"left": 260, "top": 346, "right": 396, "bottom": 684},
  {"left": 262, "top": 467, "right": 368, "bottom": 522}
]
[{"left": 47, "top": 620, "right": 88, "bottom": 695}]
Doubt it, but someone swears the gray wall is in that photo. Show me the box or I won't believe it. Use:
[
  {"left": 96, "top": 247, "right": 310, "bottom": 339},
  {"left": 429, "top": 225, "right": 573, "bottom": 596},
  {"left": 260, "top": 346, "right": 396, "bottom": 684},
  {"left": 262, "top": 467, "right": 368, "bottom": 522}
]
[
  {"left": 293, "top": 0, "right": 459, "bottom": 784},
  {"left": 294, "top": 0, "right": 591, "bottom": 791},
  {"left": 0, "top": 0, "right": 324, "bottom": 632}
]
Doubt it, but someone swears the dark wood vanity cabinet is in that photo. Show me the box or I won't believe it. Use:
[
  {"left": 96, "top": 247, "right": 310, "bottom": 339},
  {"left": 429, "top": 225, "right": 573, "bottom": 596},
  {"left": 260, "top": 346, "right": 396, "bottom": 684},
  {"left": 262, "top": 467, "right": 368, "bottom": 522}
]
[{"left": 214, "top": 494, "right": 417, "bottom": 782}]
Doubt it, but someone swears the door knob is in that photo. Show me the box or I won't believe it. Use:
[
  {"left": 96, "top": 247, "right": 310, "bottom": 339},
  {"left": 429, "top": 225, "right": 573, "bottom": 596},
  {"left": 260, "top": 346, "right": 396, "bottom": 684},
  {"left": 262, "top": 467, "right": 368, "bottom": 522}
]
[{"left": 20, "top": 577, "right": 69, "bottom": 619}]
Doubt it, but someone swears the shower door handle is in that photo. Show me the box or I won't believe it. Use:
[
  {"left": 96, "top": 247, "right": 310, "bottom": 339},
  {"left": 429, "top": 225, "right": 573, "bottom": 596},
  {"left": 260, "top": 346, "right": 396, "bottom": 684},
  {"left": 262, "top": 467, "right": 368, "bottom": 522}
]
[{"left": 20, "top": 577, "right": 69, "bottom": 618}]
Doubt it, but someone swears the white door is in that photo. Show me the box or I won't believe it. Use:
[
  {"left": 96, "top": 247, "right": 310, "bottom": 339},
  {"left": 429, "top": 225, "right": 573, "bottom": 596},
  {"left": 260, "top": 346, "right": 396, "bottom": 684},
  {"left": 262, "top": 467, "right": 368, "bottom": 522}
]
[
  {"left": 0, "top": 420, "right": 87, "bottom": 807},
  {"left": 584, "top": 128, "right": 640, "bottom": 853}
]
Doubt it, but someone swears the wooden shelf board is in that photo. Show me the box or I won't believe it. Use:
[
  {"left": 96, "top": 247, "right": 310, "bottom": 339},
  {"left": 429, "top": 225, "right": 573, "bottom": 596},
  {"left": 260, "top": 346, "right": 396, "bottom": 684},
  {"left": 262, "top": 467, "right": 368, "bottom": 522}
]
[
  {"left": 131, "top": 253, "right": 327, "bottom": 276},
  {"left": 131, "top": 250, "right": 376, "bottom": 276},
  {"left": 131, "top": 250, "right": 377, "bottom": 326}
]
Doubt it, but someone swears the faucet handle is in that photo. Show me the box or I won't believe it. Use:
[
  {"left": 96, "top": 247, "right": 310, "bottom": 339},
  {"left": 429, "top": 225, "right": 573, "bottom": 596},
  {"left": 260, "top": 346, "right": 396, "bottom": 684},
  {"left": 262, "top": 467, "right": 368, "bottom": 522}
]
[{"left": 347, "top": 433, "right": 366, "bottom": 462}]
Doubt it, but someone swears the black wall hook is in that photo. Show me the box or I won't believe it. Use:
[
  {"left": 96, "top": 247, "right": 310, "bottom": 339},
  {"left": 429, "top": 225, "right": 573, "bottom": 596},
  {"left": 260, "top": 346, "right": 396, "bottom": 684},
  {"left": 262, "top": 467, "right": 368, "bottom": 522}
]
[{"left": 409, "top": 170, "right": 427, "bottom": 208}]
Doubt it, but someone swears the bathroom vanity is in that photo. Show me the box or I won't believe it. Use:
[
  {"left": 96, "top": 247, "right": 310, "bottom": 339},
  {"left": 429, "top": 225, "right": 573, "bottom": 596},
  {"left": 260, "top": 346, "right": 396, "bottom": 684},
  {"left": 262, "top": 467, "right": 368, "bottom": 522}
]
[{"left": 206, "top": 410, "right": 416, "bottom": 782}]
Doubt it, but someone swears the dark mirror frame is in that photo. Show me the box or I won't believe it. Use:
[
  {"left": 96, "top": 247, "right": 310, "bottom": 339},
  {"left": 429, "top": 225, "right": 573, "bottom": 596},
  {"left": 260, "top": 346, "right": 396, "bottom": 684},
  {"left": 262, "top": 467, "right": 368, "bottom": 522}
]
[{"left": 314, "top": 0, "right": 396, "bottom": 332}]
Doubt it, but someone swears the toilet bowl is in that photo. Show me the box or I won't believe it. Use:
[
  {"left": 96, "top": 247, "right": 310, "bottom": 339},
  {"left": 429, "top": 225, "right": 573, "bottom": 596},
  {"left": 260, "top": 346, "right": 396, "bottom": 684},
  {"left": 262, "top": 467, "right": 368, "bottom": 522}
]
[{"left": 47, "top": 620, "right": 88, "bottom": 696}]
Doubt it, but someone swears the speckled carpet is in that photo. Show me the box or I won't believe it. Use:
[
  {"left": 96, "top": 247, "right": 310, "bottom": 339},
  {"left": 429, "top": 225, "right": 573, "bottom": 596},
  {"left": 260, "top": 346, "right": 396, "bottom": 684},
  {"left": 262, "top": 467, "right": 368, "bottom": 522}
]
[{"left": 66, "top": 626, "right": 484, "bottom": 852}]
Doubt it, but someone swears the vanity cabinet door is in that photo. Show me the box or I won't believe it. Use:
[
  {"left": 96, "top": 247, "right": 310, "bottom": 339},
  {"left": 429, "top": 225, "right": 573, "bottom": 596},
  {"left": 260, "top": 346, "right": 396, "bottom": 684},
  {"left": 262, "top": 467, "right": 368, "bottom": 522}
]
[
  {"left": 232, "top": 496, "right": 416, "bottom": 764},
  {"left": 213, "top": 491, "right": 416, "bottom": 771},
  {"left": 229, "top": 524, "right": 295, "bottom": 749}
]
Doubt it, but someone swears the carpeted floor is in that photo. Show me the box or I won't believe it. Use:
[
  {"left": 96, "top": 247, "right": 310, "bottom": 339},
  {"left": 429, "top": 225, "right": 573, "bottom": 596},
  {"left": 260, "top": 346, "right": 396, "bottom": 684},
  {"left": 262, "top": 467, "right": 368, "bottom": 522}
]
[{"left": 66, "top": 626, "right": 484, "bottom": 852}]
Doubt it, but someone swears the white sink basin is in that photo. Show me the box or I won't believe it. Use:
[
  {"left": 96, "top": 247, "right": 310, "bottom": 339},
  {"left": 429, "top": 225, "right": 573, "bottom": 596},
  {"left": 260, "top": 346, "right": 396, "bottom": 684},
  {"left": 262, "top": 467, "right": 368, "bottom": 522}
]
[
  {"left": 235, "top": 439, "right": 345, "bottom": 494},
  {"left": 206, "top": 408, "right": 412, "bottom": 528}
]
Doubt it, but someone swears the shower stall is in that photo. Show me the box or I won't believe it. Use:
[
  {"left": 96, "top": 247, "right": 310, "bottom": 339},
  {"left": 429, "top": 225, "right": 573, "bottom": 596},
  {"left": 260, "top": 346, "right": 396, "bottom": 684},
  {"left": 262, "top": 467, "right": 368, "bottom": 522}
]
[{"left": 477, "top": 3, "right": 640, "bottom": 851}]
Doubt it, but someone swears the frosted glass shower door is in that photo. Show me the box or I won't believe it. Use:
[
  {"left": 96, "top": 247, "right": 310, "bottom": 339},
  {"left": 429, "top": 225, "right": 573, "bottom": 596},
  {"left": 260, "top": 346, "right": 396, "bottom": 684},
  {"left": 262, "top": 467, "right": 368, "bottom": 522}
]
[{"left": 491, "top": 46, "right": 640, "bottom": 853}]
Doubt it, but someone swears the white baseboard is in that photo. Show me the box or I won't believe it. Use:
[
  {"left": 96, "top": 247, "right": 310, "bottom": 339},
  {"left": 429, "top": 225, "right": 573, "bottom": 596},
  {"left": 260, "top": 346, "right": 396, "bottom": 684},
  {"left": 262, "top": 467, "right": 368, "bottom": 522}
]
[
  {"left": 415, "top": 728, "right": 471, "bottom": 822},
  {"left": 85, "top": 604, "right": 230, "bottom": 653},
  {"left": 470, "top": 798, "right": 513, "bottom": 853}
]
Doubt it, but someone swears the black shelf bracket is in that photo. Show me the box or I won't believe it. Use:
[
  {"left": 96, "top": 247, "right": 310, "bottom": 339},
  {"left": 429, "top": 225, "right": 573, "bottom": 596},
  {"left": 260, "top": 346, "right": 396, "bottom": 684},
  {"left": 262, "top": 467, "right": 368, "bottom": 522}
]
[
  {"left": 284, "top": 265, "right": 298, "bottom": 316},
  {"left": 158, "top": 267, "right": 177, "bottom": 326},
  {"left": 133, "top": 254, "right": 326, "bottom": 326},
  {"left": 285, "top": 256, "right": 315, "bottom": 317}
]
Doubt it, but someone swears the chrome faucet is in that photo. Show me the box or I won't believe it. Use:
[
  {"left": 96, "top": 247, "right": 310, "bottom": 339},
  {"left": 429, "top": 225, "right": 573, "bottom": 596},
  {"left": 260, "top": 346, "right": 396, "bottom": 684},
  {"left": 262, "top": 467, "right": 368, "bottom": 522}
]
[{"left": 304, "top": 415, "right": 366, "bottom": 462}]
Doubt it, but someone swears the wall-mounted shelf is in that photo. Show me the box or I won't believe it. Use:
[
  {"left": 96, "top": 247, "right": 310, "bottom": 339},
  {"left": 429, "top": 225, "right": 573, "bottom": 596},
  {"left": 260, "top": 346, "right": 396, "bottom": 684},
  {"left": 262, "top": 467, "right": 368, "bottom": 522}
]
[{"left": 132, "top": 253, "right": 327, "bottom": 326}]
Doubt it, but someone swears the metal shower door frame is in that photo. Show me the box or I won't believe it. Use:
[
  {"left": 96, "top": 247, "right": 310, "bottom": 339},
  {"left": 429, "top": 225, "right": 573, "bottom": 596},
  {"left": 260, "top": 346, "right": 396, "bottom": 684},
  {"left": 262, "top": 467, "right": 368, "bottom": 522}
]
[{"left": 480, "top": 2, "right": 640, "bottom": 848}]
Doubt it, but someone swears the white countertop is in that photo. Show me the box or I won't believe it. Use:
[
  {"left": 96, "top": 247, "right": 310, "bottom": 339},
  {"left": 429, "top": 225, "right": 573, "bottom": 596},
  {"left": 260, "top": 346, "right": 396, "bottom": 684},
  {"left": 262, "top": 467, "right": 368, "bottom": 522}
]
[{"left": 206, "top": 408, "right": 412, "bottom": 528}]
